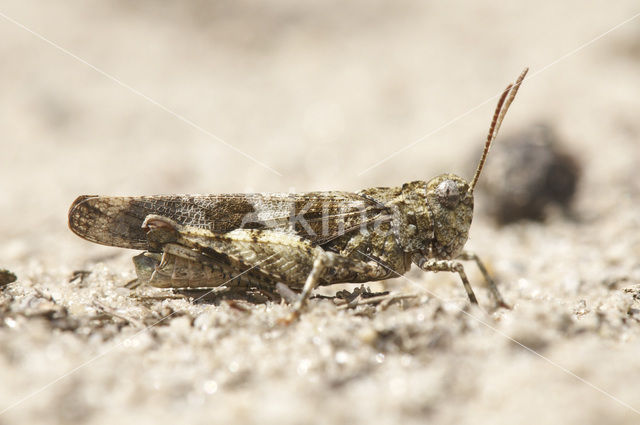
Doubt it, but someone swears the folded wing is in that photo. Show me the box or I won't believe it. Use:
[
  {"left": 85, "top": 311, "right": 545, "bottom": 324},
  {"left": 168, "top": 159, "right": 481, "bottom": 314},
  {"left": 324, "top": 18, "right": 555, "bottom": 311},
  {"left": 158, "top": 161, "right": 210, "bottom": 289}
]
[{"left": 68, "top": 191, "right": 392, "bottom": 250}]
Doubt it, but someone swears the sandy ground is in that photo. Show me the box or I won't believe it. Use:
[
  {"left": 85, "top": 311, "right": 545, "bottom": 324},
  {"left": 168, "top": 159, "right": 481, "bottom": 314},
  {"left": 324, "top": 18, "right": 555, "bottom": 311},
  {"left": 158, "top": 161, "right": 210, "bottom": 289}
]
[{"left": 1, "top": 1, "right": 640, "bottom": 424}]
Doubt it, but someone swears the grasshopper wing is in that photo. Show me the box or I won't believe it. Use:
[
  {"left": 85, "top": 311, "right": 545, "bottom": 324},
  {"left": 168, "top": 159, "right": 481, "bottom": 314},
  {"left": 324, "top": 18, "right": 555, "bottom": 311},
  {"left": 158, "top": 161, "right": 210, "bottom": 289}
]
[{"left": 68, "top": 191, "right": 393, "bottom": 250}]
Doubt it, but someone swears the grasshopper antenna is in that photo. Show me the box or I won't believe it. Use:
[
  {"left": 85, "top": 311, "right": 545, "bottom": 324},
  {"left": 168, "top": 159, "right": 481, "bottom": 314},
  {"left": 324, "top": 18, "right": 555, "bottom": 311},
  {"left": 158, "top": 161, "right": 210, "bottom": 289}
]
[{"left": 469, "top": 67, "right": 529, "bottom": 193}]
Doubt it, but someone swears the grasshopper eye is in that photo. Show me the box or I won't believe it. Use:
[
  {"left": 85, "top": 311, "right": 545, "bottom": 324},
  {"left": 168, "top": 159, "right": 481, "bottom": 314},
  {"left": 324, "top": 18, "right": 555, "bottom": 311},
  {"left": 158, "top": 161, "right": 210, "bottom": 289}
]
[{"left": 436, "top": 179, "right": 460, "bottom": 209}]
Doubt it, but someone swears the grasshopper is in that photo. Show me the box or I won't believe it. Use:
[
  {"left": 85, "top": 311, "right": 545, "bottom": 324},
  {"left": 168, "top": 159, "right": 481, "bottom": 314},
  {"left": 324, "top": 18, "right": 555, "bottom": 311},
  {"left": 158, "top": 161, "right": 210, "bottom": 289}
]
[{"left": 68, "top": 68, "right": 528, "bottom": 318}]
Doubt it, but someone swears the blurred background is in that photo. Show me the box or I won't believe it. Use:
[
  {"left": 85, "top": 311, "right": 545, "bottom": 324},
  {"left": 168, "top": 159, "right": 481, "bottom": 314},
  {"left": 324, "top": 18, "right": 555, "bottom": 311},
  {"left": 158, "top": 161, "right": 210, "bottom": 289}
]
[{"left": 1, "top": 1, "right": 640, "bottom": 424}]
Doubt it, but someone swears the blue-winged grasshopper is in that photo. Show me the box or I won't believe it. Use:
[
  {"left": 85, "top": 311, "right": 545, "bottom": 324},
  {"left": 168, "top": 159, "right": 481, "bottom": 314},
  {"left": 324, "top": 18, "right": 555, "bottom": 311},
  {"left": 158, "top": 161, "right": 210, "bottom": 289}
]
[{"left": 68, "top": 68, "right": 528, "bottom": 318}]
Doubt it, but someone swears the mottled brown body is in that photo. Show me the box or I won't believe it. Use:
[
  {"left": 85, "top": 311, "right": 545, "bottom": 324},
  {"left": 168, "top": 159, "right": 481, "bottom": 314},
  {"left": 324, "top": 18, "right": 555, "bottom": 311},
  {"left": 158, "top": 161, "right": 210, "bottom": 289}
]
[
  {"left": 69, "top": 175, "right": 469, "bottom": 286},
  {"left": 68, "top": 69, "right": 528, "bottom": 315}
]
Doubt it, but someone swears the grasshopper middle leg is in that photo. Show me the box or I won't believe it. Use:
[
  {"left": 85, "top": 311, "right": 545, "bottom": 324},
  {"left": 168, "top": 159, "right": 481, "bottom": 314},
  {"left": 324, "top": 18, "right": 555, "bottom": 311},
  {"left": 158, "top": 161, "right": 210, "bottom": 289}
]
[{"left": 288, "top": 251, "right": 389, "bottom": 320}]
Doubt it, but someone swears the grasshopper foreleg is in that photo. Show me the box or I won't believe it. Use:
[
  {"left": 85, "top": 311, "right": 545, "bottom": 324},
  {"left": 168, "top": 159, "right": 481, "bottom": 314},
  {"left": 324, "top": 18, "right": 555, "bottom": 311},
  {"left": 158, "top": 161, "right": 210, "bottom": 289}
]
[
  {"left": 414, "top": 256, "right": 479, "bottom": 305},
  {"left": 414, "top": 253, "right": 508, "bottom": 309},
  {"left": 457, "top": 251, "right": 509, "bottom": 308}
]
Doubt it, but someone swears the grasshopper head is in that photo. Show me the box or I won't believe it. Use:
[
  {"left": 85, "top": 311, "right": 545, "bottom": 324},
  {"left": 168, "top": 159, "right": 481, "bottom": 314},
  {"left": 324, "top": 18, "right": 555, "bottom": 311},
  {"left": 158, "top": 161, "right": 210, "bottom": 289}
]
[
  {"left": 424, "top": 174, "right": 474, "bottom": 259},
  {"left": 415, "top": 67, "right": 529, "bottom": 260},
  {"left": 395, "top": 175, "right": 472, "bottom": 260}
]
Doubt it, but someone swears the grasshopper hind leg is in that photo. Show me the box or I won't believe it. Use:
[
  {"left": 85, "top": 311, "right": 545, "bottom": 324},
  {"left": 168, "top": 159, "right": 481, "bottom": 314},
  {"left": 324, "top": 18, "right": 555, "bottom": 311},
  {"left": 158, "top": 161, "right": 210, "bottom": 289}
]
[
  {"left": 127, "top": 250, "right": 280, "bottom": 303},
  {"left": 126, "top": 252, "right": 162, "bottom": 289},
  {"left": 127, "top": 249, "right": 241, "bottom": 290}
]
